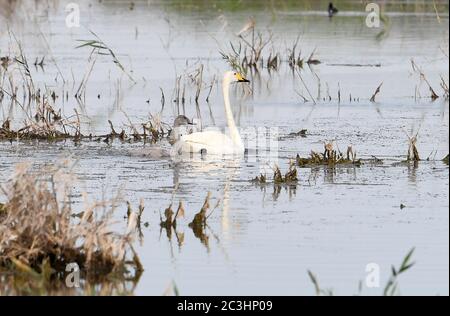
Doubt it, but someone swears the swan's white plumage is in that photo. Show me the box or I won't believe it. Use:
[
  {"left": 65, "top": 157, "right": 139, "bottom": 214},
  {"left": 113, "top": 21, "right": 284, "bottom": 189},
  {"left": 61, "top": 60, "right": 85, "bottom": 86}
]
[
  {"left": 180, "top": 130, "right": 241, "bottom": 154},
  {"left": 175, "top": 71, "right": 247, "bottom": 155}
]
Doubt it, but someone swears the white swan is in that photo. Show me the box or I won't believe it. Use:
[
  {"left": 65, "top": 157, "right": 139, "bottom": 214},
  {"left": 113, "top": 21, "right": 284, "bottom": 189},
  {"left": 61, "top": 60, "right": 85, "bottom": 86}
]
[{"left": 176, "top": 71, "right": 249, "bottom": 155}]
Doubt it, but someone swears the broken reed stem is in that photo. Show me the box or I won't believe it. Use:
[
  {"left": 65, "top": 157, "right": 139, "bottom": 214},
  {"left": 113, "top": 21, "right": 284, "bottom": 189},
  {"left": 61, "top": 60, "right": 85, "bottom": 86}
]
[
  {"left": 195, "top": 64, "right": 203, "bottom": 104},
  {"left": 370, "top": 82, "right": 383, "bottom": 102},
  {"left": 295, "top": 68, "right": 316, "bottom": 105},
  {"left": 206, "top": 75, "right": 216, "bottom": 103},
  {"left": 410, "top": 59, "right": 439, "bottom": 101}
]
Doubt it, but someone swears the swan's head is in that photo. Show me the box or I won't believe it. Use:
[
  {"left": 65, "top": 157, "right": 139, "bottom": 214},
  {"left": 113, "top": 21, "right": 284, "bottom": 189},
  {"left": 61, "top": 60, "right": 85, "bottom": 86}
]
[{"left": 224, "top": 71, "right": 250, "bottom": 83}]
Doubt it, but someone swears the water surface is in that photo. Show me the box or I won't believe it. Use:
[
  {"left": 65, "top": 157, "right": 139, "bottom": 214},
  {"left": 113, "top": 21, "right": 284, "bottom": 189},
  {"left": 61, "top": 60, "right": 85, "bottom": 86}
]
[{"left": 0, "top": 0, "right": 448, "bottom": 295}]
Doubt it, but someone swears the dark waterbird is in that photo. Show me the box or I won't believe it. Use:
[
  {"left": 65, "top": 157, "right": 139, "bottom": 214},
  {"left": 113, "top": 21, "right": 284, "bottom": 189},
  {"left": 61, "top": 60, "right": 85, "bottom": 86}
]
[
  {"left": 328, "top": 2, "right": 339, "bottom": 17},
  {"left": 173, "top": 115, "right": 193, "bottom": 127}
]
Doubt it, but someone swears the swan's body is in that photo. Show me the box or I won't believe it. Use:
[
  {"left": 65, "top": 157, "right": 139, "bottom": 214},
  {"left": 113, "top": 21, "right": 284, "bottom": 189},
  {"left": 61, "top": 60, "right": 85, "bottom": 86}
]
[
  {"left": 179, "top": 129, "right": 239, "bottom": 154},
  {"left": 176, "top": 71, "right": 249, "bottom": 155}
]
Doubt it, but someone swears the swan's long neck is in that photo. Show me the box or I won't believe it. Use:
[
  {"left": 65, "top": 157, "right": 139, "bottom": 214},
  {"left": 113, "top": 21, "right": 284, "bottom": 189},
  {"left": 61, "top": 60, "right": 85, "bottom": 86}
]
[{"left": 223, "top": 77, "right": 244, "bottom": 150}]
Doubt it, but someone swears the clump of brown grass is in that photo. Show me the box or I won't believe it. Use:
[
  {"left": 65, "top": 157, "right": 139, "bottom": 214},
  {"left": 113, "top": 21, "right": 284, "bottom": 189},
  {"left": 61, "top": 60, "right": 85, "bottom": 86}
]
[
  {"left": 274, "top": 161, "right": 299, "bottom": 184},
  {"left": 252, "top": 162, "right": 298, "bottom": 185},
  {"left": 160, "top": 202, "right": 185, "bottom": 231},
  {"left": 296, "top": 143, "right": 362, "bottom": 168},
  {"left": 188, "top": 193, "right": 217, "bottom": 249},
  {"left": 0, "top": 102, "right": 81, "bottom": 142},
  {"left": 407, "top": 136, "right": 420, "bottom": 162},
  {"left": 158, "top": 193, "right": 220, "bottom": 251},
  {"left": 251, "top": 174, "right": 267, "bottom": 184},
  {"left": 402, "top": 126, "right": 421, "bottom": 162},
  {"left": 0, "top": 161, "right": 141, "bottom": 283}
]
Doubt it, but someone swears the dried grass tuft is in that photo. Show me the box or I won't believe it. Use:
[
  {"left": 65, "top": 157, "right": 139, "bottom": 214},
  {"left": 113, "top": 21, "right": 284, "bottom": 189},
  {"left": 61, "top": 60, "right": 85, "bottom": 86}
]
[
  {"left": 0, "top": 161, "right": 141, "bottom": 282},
  {"left": 296, "top": 143, "right": 361, "bottom": 168}
]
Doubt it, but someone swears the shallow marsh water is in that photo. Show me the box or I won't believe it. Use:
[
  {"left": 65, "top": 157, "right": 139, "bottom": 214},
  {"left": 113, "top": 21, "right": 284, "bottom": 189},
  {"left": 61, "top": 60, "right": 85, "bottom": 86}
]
[{"left": 0, "top": 0, "right": 449, "bottom": 295}]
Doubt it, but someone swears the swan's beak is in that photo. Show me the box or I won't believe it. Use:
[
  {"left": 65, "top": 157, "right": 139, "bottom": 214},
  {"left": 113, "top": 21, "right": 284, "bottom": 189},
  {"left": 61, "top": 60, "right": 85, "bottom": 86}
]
[{"left": 236, "top": 73, "right": 250, "bottom": 83}]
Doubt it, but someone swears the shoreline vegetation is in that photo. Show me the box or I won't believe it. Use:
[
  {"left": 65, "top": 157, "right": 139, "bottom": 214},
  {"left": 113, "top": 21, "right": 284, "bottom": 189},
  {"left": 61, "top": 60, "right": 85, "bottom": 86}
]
[
  {"left": 3, "top": 0, "right": 448, "bottom": 16},
  {"left": 0, "top": 161, "right": 143, "bottom": 295},
  {"left": 159, "top": 0, "right": 449, "bottom": 14}
]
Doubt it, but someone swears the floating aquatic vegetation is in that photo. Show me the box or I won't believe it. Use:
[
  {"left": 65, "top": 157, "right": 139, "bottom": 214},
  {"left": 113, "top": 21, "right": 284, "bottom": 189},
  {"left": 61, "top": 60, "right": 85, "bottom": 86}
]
[
  {"left": 189, "top": 193, "right": 211, "bottom": 233},
  {"left": 251, "top": 174, "right": 267, "bottom": 184},
  {"left": 160, "top": 202, "right": 185, "bottom": 231},
  {"left": 0, "top": 100, "right": 75, "bottom": 141},
  {"left": 188, "top": 198, "right": 215, "bottom": 249},
  {"left": 296, "top": 143, "right": 361, "bottom": 168},
  {"left": 159, "top": 202, "right": 185, "bottom": 248},
  {"left": 0, "top": 109, "right": 170, "bottom": 144},
  {"left": 279, "top": 162, "right": 299, "bottom": 184},
  {"left": 274, "top": 166, "right": 283, "bottom": 183},
  {"left": 252, "top": 162, "right": 298, "bottom": 185},
  {"left": 0, "top": 161, "right": 142, "bottom": 289},
  {"left": 158, "top": 193, "right": 220, "bottom": 250},
  {"left": 161, "top": 193, "right": 220, "bottom": 249}
]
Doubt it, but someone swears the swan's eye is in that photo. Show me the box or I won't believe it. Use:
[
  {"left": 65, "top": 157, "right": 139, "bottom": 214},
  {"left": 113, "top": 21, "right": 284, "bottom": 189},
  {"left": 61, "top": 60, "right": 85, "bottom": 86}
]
[{"left": 233, "top": 72, "right": 237, "bottom": 76}]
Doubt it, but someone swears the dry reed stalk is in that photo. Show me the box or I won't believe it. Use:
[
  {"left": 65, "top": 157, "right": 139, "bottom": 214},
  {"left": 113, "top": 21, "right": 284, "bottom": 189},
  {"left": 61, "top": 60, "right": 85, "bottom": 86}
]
[
  {"left": 370, "top": 82, "right": 383, "bottom": 102},
  {"left": 411, "top": 59, "right": 439, "bottom": 101},
  {"left": 0, "top": 161, "right": 141, "bottom": 282}
]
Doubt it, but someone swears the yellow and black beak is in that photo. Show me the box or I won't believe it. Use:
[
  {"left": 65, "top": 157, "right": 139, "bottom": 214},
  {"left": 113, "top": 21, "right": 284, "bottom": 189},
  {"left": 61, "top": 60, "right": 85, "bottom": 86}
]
[{"left": 236, "top": 73, "right": 250, "bottom": 83}]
